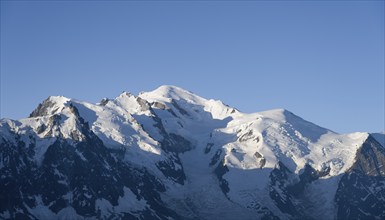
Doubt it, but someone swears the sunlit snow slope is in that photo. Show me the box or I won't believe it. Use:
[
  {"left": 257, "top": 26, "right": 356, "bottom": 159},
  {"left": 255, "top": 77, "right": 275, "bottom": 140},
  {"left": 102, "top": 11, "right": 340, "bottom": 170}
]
[{"left": 1, "top": 85, "right": 384, "bottom": 220}]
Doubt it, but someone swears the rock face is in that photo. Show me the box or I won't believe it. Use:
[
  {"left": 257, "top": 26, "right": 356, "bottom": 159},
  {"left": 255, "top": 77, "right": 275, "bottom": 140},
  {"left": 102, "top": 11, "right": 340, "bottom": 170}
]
[
  {"left": 335, "top": 136, "right": 385, "bottom": 219},
  {"left": 0, "top": 105, "right": 179, "bottom": 220},
  {"left": 0, "top": 85, "right": 384, "bottom": 220}
]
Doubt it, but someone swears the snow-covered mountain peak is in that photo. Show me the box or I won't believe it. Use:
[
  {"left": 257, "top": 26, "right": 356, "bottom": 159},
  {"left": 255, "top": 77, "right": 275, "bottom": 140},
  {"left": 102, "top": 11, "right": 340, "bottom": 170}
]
[
  {"left": 256, "top": 108, "right": 334, "bottom": 141},
  {"left": 218, "top": 106, "right": 368, "bottom": 177},
  {"left": 111, "top": 91, "right": 151, "bottom": 115},
  {"left": 29, "top": 96, "right": 71, "bottom": 118},
  {"left": 257, "top": 108, "right": 289, "bottom": 121},
  {"left": 139, "top": 85, "right": 237, "bottom": 120},
  {"left": 1, "top": 86, "right": 384, "bottom": 220},
  {"left": 139, "top": 85, "right": 204, "bottom": 104}
]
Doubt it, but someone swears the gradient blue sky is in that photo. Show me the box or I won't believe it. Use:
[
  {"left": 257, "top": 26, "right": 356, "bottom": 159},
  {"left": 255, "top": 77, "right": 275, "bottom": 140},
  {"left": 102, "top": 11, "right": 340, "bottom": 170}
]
[{"left": 1, "top": 0, "right": 384, "bottom": 133}]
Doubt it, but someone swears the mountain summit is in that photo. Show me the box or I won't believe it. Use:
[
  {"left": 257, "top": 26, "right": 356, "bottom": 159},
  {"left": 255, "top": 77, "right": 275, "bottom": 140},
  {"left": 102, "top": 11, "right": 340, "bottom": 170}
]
[{"left": 1, "top": 85, "right": 384, "bottom": 220}]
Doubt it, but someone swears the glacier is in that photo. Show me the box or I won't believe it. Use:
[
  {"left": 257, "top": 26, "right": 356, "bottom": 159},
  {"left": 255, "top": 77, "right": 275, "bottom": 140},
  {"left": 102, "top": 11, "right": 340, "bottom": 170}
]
[{"left": 0, "top": 85, "right": 384, "bottom": 219}]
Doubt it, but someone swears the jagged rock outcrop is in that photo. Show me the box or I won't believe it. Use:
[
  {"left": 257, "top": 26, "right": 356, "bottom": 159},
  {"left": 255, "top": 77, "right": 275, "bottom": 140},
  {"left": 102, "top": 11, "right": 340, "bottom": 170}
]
[{"left": 0, "top": 86, "right": 383, "bottom": 219}]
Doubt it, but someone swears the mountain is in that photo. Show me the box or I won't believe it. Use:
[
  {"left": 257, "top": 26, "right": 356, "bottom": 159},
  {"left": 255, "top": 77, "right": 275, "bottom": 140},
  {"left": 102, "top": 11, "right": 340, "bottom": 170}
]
[{"left": 1, "top": 85, "right": 384, "bottom": 220}]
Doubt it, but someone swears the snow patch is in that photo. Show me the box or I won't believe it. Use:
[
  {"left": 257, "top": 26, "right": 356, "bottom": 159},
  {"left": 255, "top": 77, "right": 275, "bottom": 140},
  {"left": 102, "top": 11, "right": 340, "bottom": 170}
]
[
  {"left": 25, "top": 195, "right": 56, "bottom": 220},
  {"left": 95, "top": 198, "right": 113, "bottom": 218},
  {"left": 34, "top": 138, "right": 57, "bottom": 166},
  {"left": 115, "top": 187, "right": 148, "bottom": 212}
]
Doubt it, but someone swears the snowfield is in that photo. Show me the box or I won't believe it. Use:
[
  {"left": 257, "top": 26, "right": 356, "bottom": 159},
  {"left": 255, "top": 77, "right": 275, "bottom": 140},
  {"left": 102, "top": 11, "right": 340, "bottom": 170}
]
[{"left": 0, "top": 85, "right": 383, "bottom": 220}]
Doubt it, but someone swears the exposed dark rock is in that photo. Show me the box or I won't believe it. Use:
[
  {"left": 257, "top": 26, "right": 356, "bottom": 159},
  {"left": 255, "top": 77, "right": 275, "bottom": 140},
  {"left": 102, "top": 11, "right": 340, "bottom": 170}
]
[
  {"left": 36, "top": 124, "right": 46, "bottom": 134},
  {"left": 209, "top": 149, "right": 222, "bottom": 166},
  {"left": 29, "top": 98, "right": 59, "bottom": 118},
  {"left": 166, "top": 133, "right": 192, "bottom": 153},
  {"left": 136, "top": 97, "right": 150, "bottom": 111},
  {"left": 349, "top": 135, "right": 385, "bottom": 176},
  {"left": 238, "top": 130, "right": 254, "bottom": 142},
  {"left": 99, "top": 98, "right": 109, "bottom": 106},
  {"left": 171, "top": 100, "right": 189, "bottom": 116},
  {"left": 335, "top": 135, "right": 385, "bottom": 220},
  {"left": 269, "top": 162, "right": 302, "bottom": 218},
  {"left": 260, "top": 158, "right": 266, "bottom": 168},
  {"left": 0, "top": 120, "right": 180, "bottom": 219},
  {"left": 288, "top": 164, "right": 319, "bottom": 197},
  {"left": 152, "top": 101, "right": 168, "bottom": 110},
  {"left": 254, "top": 151, "right": 266, "bottom": 168},
  {"left": 254, "top": 151, "right": 263, "bottom": 158},
  {"left": 43, "top": 114, "right": 62, "bottom": 138},
  {"left": 156, "top": 153, "right": 186, "bottom": 185},
  {"left": 318, "top": 165, "right": 331, "bottom": 177},
  {"left": 214, "top": 159, "right": 230, "bottom": 194},
  {"left": 167, "top": 109, "right": 178, "bottom": 117},
  {"left": 3, "top": 92, "right": 385, "bottom": 220},
  {"left": 204, "top": 143, "right": 214, "bottom": 154}
]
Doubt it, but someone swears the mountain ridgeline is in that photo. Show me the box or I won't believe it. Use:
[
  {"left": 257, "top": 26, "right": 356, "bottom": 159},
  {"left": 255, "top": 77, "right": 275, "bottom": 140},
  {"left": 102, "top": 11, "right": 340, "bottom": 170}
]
[{"left": 0, "top": 86, "right": 384, "bottom": 220}]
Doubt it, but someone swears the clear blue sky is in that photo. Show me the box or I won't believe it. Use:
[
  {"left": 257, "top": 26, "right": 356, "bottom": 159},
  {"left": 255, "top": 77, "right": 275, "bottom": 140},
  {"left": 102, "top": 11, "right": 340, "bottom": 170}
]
[{"left": 1, "top": 0, "right": 384, "bottom": 133}]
